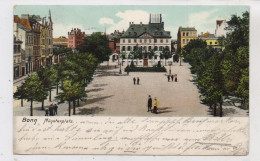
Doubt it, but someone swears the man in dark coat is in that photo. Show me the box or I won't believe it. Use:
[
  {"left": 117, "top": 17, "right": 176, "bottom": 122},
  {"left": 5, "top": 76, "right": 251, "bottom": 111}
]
[
  {"left": 171, "top": 75, "right": 174, "bottom": 81},
  {"left": 137, "top": 77, "right": 140, "bottom": 85},
  {"left": 133, "top": 77, "right": 136, "bottom": 85},
  {"left": 167, "top": 75, "right": 170, "bottom": 82},
  {"left": 147, "top": 95, "right": 152, "bottom": 112},
  {"left": 175, "top": 74, "right": 178, "bottom": 82},
  {"left": 49, "top": 104, "right": 54, "bottom": 116},
  {"left": 54, "top": 104, "right": 58, "bottom": 115}
]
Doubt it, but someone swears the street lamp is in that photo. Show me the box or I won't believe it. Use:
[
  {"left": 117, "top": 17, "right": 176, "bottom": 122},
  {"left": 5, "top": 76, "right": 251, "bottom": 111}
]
[
  {"left": 119, "top": 62, "right": 122, "bottom": 74},
  {"left": 168, "top": 61, "right": 172, "bottom": 75}
]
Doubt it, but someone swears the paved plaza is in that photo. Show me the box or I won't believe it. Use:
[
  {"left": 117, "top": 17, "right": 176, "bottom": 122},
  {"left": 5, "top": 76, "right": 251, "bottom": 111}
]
[{"left": 13, "top": 61, "right": 248, "bottom": 117}]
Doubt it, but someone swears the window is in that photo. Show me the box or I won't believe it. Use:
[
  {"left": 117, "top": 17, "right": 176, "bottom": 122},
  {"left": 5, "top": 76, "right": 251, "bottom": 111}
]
[
  {"left": 166, "top": 39, "right": 168, "bottom": 43},
  {"left": 140, "top": 39, "right": 142, "bottom": 43},
  {"left": 154, "top": 39, "right": 157, "bottom": 43},
  {"left": 186, "top": 32, "right": 189, "bottom": 36},
  {"left": 210, "top": 42, "right": 212, "bottom": 45},
  {"left": 215, "top": 42, "right": 218, "bottom": 45},
  {"left": 159, "top": 46, "right": 163, "bottom": 51},
  {"left": 128, "top": 39, "right": 131, "bottom": 43},
  {"left": 149, "top": 39, "right": 151, "bottom": 43},
  {"left": 144, "top": 46, "right": 147, "bottom": 51},
  {"left": 134, "top": 46, "right": 137, "bottom": 51},
  {"left": 144, "top": 39, "right": 147, "bottom": 43},
  {"left": 122, "top": 46, "right": 125, "bottom": 51},
  {"left": 187, "top": 39, "right": 189, "bottom": 44},
  {"left": 183, "top": 32, "right": 185, "bottom": 36},
  {"left": 183, "top": 39, "right": 185, "bottom": 44},
  {"left": 193, "top": 32, "right": 196, "bottom": 36},
  {"left": 154, "top": 46, "right": 158, "bottom": 51},
  {"left": 160, "top": 39, "right": 163, "bottom": 43},
  {"left": 148, "top": 46, "right": 152, "bottom": 51},
  {"left": 134, "top": 39, "right": 137, "bottom": 43},
  {"left": 123, "top": 39, "right": 125, "bottom": 43},
  {"left": 127, "top": 46, "right": 131, "bottom": 51}
]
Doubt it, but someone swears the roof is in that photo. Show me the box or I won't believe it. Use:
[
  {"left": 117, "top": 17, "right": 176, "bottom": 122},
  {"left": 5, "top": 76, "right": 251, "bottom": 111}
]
[
  {"left": 199, "top": 33, "right": 217, "bottom": 39},
  {"left": 53, "top": 38, "right": 68, "bottom": 42},
  {"left": 179, "top": 27, "right": 197, "bottom": 31},
  {"left": 121, "top": 23, "right": 171, "bottom": 38},
  {"left": 198, "top": 32, "right": 209, "bottom": 37},
  {"left": 14, "top": 15, "right": 32, "bottom": 30}
]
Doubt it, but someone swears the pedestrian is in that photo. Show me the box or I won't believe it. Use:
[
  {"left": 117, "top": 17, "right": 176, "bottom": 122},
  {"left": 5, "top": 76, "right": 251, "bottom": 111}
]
[
  {"left": 49, "top": 104, "right": 54, "bottom": 116},
  {"left": 171, "top": 75, "right": 174, "bottom": 81},
  {"left": 167, "top": 75, "right": 170, "bottom": 82},
  {"left": 45, "top": 107, "right": 49, "bottom": 116},
  {"left": 54, "top": 104, "right": 58, "bottom": 115},
  {"left": 133, "top": 77, "right": 136, "bottom": 85},
  {"left": 175, "top": 74, "right": 178, "bottom": 82},
  {"left": 153, "top": 97, "right": 159, "bottom": 114},
  {"left": 137, "top": 77, "right": 140, "bottom": 85},
  {"left": 147, "top": 95, "right": 152, "bottom": 112}
]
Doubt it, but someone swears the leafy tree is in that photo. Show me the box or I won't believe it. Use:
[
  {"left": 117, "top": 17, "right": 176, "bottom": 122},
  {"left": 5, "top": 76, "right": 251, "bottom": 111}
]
[
  {"left": 13, "top": 73, "right": 47, "bottom": 116},
  {"left": 57, "top": 79, "right": 86, "bottom": 116},
  {"left": 162, "top": 47, "right": 172, "bottom": 65},
  {"left": 77, "top": 32, "right": 112, "bottom": 63},
  {"left": 221, "top": 11, "right": 249, "bottom": 107}
]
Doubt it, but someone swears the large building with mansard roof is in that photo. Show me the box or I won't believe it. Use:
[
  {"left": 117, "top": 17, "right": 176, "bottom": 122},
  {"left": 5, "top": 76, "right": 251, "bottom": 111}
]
[{"left": 120, "top": 14, "right": 171, "bottom": 57}]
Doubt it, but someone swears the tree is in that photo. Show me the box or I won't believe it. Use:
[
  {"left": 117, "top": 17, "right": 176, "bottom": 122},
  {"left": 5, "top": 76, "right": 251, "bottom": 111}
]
[
  {"left": 162, "top": 47, "right": 172, "bottom": 66},
  {"left": 13, "top": 73, "right": 46, "bottom": 116},
  {"left": 221, "top": 11, "right": 249, "bottom": 107},
  {"left": 57, "top": 79, "right": 86, "bottom": 116},
  {"left": 77, "top": 32, "right": 112, "bottom": 63}
]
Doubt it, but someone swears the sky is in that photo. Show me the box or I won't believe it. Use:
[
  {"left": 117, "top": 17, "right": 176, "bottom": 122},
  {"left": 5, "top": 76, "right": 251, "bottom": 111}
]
[{"left": 14, "top": 5, "right": 249, "bottom": 39}]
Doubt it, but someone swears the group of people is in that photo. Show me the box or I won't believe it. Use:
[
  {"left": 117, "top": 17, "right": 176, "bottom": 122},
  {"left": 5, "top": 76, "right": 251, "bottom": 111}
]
[
  {"left": 45, "top": 103, "right": 58, "bottom": 116},
  {"left": 147, "top": 95, "right": 159, "bottom": 114},
  {"left": 167, "top": 74, "right": 177, "bottom": 82},
  {"left": 133, "top": 77, "right": 140, "bottom": 85}
]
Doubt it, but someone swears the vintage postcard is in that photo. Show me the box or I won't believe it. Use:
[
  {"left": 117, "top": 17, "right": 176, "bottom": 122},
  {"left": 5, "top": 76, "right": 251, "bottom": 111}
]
[{"left": 13, "top": 5, "right": 249, "bottom": 155}]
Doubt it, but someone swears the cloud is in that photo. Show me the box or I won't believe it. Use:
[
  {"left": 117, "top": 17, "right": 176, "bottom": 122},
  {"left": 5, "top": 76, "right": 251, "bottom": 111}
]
[
  {"left": 101, "top": 10, "right": 150, "bottom": 34},
  {"left": 99, "top": 18, "right": 114, "bottom": 25},
  {"left": 53, "top": 23, "right": 97, "bottom": 38},
  {"left": 188, "top": 9, "right": 219, "bottom": 35}
]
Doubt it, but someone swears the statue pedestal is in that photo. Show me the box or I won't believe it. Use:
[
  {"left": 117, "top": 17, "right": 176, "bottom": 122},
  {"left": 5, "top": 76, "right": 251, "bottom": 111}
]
[{"left": 143, "top": 58, "right": 148, "bottom": 67}]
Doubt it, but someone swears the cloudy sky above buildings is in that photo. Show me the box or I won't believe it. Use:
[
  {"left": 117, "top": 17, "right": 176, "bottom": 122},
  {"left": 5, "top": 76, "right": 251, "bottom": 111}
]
[{"left": 14, "top": 5, "right": 249, "bottom": 39}]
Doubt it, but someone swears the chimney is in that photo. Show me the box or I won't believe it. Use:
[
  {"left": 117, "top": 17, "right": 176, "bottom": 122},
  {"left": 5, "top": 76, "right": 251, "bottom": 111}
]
[
  {"left": 201, "top": 32, "right": 203, "bottom": 35},
  {"left": 140, "top": 21, "right": 142, "bottom": 25},
  {"left": 129, "top": 22, "right": 131, "bottom": 26}
]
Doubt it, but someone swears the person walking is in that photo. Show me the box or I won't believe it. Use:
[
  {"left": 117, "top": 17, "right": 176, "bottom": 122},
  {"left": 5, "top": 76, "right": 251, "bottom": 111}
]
[
  {"left": 133, "top": 77, "right": 136, "bottom": 85},
  {"left": 167, "top": 75, "right": 170, "bottom": 82},
  {"left": 137, "top": 77, "right": 140, "bottom": 85},
  {"left": 54, "top": 104, "right": 58, "bottom": 115},
  {"left": 175, "top": 74, "right": 178, "bottom": 82},
  {"left": 49, "top": 104, "right": 54, "bottom": 116},
  {"left": 45, "top": 107, "right": 49, "bottom": 116},
  {"left": 153, "top": 97, "right": 159, "bottom": 114},
  {"left": 171, "top": 75, "right": 174, "bottom": 81},
  {"left": 147, "top": 95, "right": 152, "bottom": 112}
]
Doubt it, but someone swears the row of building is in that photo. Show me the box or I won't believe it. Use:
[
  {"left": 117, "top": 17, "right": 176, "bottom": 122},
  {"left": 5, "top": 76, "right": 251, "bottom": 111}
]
[
  {"left": 50, "top": 14, "right": 229, "bottom": 65},
  {"left": 13, "top": 11, "right": 53, "bottom": 79}
]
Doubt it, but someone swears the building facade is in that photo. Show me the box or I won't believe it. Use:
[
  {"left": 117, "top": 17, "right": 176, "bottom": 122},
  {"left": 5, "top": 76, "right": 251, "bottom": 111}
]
[
  {"left": 198, "top": 32, "right": 223, "bottom": 51},
  {"left": 67, "top": 28, "right": 85, "bottom": 49},
  {"left": 108, "top": 30, "right": 124, "bottom": 61},
  {"left": 14, "top": 15, "right": 33, "bottom": 75},
  {"left": 177, "top": 27, "right": 197, "bottom": 52},
  {"left": 28, "top": 15, "right": 41, "bottom": 70},
  {"left": 13, "top": 36, "right": 23, "bottom": 79},
  {"left": 215, "top": 20, "right": 229, "bottom": 38},
  {"left": 120, "top": 14, "right": 171, "bottom": 59}
]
